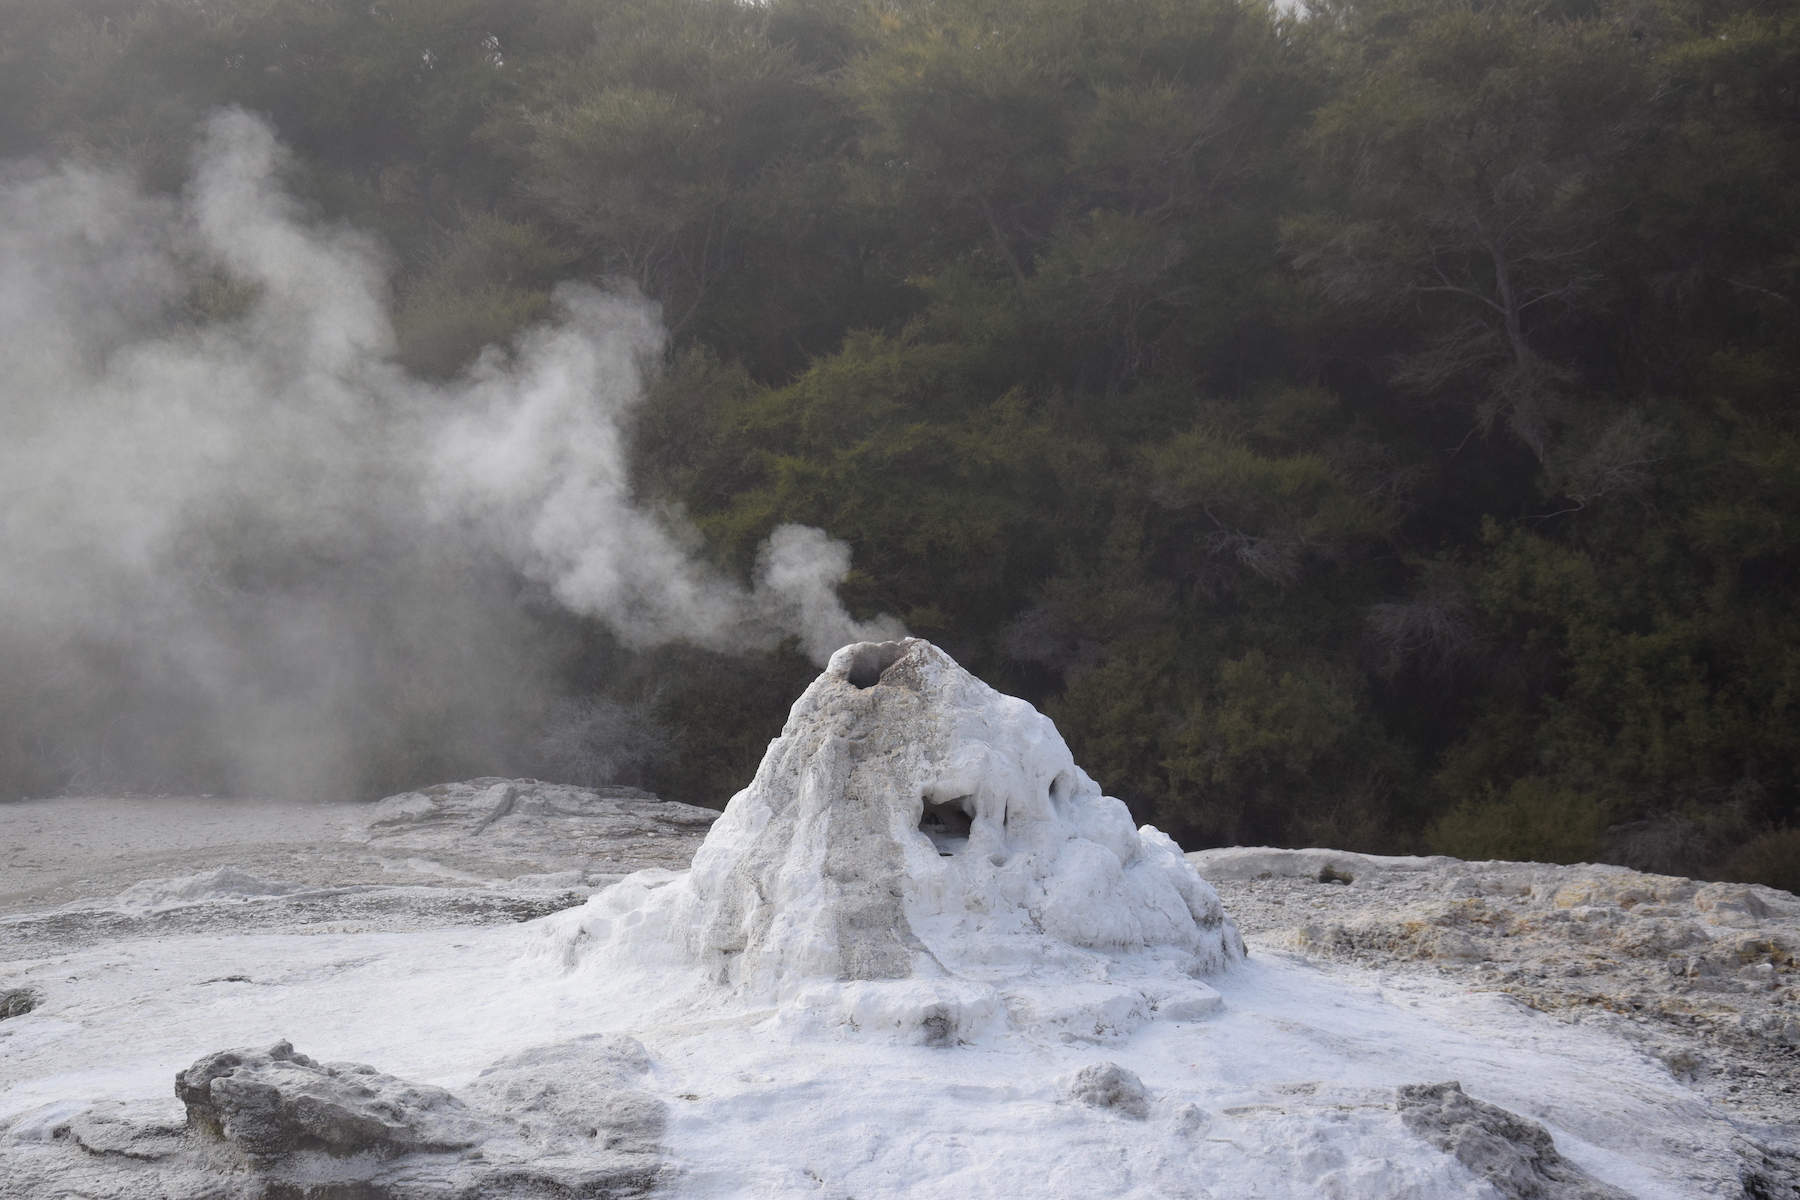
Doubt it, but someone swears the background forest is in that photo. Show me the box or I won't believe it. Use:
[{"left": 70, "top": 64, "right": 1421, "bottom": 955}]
[{"left": 2, "top": 0, "right": 1797, "bottom": 888}]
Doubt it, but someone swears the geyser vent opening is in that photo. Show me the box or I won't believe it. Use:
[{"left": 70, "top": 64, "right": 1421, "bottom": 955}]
[
  {"left": 920, "top": 796, "right": 974, "bottom": 855},
  {"left": 847, "top": 641, "right": 909, "bottom": 689}
]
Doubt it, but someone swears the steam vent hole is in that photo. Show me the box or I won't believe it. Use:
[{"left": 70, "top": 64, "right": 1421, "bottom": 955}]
[
  {"left": 920, "top": 797, "right": 974, "bottom": 855},
  {"left": 847, "top": 641, "right": 909, "bottom": 689}
]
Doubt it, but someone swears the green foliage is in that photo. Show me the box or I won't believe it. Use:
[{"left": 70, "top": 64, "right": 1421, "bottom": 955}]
[
  {"left": 641, "top": 643, "right": 819, "bottom": 805},
  {"left": 394, "top": 215, "right": 571, "bottom": 376},
  {"left": 1425, "top": 778, "right": 1625, "bottom": 865},
  {"left": 8, "top": 0, "right": 1800, "bottom": 887},
  {"left": 395, "top": 288, "right": 557, "bottom": 379},
  {"left": 1722, "top": 829, "right": 1800, "bottom": 896},
  {"left": 1291, "top": 0, "right": 1650, "bottom": 459},
  {"left": 1054, "top": 639, "right": 1408, "bottom": 848}
]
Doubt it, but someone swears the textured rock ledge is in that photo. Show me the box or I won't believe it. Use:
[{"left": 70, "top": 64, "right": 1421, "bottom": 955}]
[
  {"left": 1194, "top": 847, "right": 1800, "bottom": 1194},
  {"left": 6, "top": 1036, "right": 669, "bottom": 1200},
  {"left": 359, "top": 777, "right": 721, "bottom": 880},
  {"left": 0, "top": 780, "right": 720, "bottom": 955},
  {"left": 1396, "top": 1081, "right": 1633, "bottom": 1200}
]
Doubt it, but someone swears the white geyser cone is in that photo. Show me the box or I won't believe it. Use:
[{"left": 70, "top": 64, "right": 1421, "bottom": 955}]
[{"left": 539, "top": 638, "right": 1243, "bottom": 1043}]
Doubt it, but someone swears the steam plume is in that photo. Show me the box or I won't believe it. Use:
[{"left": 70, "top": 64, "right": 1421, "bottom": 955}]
[{"left": 0, "top": 110, "right": 899, "bottom": 799}]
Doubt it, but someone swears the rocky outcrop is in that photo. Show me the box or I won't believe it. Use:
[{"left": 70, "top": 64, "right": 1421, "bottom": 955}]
[
  {"left": 0, "top": 986, "right": 37, "bottom": 1019},
  {"left": 362, "top": 777, "right": 719, "bottom": 879},
  {"left": 1062, "top": 1062, "right": 1152, "bottom": 1119},
  {"left": 4, "top": 1038, "right": 670, "bottom": 1200},
  {"left": 1397, "top": 1081, "right": 1633, "bottom": 1199},
  {"left": 174, "top": 1040, "right": 486, "bottom": 1162},
  {"left": 1194, "top": 852, "right": 1800, "bottom": 1046},
  {"left": 540, "top": 639, "right": 1242, "bottom": 1043},
  {"left": 1, "top": 780, "right": 724, "bottom": 958},
  {"left": 1198, "top": 849, "right": 1800, "bottom": 1196}
]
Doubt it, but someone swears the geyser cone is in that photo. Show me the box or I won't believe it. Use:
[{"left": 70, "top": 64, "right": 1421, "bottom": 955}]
[{"left": 542, "top": 638, "right": 1243, "bottom": 1042}]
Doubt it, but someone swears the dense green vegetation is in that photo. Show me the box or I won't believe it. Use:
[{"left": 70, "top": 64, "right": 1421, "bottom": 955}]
[{"left": 4, "top": 0, "right": 1797, "bottom": 888}]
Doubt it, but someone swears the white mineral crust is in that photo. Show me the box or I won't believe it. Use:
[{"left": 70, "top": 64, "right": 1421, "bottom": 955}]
[
  {"left": 537, "top": 638, "right": 1242, "bottom": 1041},
  {"left": 8, "top": 640, "right": 1781, "bottom": 1198}
]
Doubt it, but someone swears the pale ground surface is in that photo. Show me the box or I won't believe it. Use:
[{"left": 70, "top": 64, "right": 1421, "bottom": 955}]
[
  {"left": 0, "top": 795, "right": 369, "bottom": 914},
  {"left": 1, "top": 795, "right": 1796, "bottom": 1198},
  {"left": 1192, "top": 845, "right": 1800, "bottom": 1156},
  {"left": 1, "top": 782, "right": 718, "bottom": 960},
  {"left": 1, "top": 781, "right": 716, "bottom": 917}
]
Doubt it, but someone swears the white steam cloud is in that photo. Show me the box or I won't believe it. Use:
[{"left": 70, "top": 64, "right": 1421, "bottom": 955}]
[
  {"left": 428, "top": 290, "right": 897, "bottom": 664},
  {"left": 0, "top": 110, "right": 899, "bottom": 798}
]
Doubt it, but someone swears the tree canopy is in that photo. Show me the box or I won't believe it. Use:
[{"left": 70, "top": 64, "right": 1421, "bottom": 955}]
[{"left": 4, "top": 0, "right": 1797, "bottom": 888}]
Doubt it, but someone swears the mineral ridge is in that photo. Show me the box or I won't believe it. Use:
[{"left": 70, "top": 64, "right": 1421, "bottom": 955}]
[{"left": 537, "top": 638, "right": 1243, "bottom": 1041}]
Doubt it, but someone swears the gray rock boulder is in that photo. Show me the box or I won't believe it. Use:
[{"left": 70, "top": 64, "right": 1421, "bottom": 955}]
[
  {"left": 1397, "top": 1081, "right": 1634, "bottom": 1199},
  {"left": 6, "top": 1037, "right": 673, "bottom": 1200},
  {"left": 174, "top": 1039, "right": 487, "bottom": 1162},
  {"left": 0, "top": 986, "right": 38, "bottom": 1019},
  {"left": 1062, "top": 1062, "right": 1152, "bottom": 1119}
]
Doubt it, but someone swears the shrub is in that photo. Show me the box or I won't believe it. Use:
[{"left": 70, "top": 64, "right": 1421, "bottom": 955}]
[
  {"left": 1425, "top": 778, "right": 1624, "bottom": 864},
  {"left": 1720, "top": 828, "right": 1800, "bottom": 896}
]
